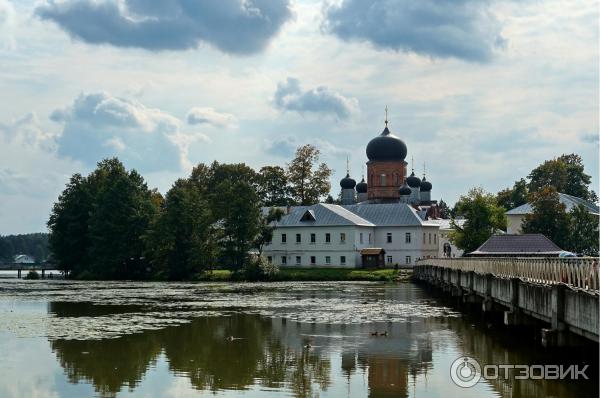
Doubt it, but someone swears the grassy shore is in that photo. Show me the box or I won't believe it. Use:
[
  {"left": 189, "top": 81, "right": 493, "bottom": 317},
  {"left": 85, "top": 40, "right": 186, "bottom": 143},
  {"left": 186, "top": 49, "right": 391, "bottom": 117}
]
[{"left": 198, "top": 267, "right": 412, "bottom": 282}]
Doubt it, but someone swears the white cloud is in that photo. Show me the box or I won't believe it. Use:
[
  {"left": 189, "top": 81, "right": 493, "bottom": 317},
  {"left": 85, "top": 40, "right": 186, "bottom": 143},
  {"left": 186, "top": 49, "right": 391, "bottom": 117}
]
[
  {"left": 186, "top": 107, "right": 238, "bottom": 128},
  {"left": 52, "top": 92, "right": 207, "bottom": 172},
  {"left": 0, "top": 0, "right": 16, "bottom": 50}
]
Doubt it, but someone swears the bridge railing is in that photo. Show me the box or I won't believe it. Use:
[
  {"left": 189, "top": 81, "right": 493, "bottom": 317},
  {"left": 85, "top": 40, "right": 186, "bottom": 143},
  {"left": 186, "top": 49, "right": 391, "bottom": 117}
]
[{"left": 415, "top": 257, "right": 600, "bottom": 291}]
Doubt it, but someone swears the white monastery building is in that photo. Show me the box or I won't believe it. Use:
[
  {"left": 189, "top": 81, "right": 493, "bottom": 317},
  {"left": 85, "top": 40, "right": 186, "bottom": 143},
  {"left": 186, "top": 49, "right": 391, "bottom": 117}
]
[{"left": 263, "top": 116, "right": 460, "bottom": 268}]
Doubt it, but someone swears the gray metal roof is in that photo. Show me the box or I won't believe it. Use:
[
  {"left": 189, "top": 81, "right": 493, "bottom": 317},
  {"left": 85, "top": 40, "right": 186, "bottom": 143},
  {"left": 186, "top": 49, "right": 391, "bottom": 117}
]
[
  {"left": 506, "top": 193, "right": 599, "bottom": 215},
  {"left": 271, "top": 202, "right": 427, "bottom": 227},
  {"left": 274, "top": 203, "right": 375, "bottom": 227},
  {"left": 341, "top": 203, "right": 425, "bottom": 226},
  {"left": 471, "top": 234, "right": 563, "bottom": 255}
]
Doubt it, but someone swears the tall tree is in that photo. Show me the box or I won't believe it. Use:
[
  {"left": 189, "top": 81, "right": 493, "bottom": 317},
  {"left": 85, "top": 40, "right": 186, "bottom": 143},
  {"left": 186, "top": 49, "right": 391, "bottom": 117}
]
[
  {"left": 257, "top": 166, "right": 290, "bottom": 206},
  {"left": 496, "top": 178, "right": 528, "bottom": 210},
  {"left": 211, "top": 180, "right": 261, "bottom": 270},
  {"left": 528, "top": 154, "right": 596, "bottom": 201},
  {"left": 567, "top": 204, "right": 599, "bottom": 256},
  {"left": 438, "top": 199, "right": 451, "bottom": 219},
  {"left": 521, "top": 187, "right": 570, "bottom": 249},
  {"left": 47, "top": 174, "right": 94, "bottom": 276},
  {"left": 449, "top": 187, "right": 506, "bottom": 253},
  {"left": 287, "top": 145, "right": 332, "bottom": 205},
  {"left": 145, "top": 179, "right": 220, "bottom": 280}
]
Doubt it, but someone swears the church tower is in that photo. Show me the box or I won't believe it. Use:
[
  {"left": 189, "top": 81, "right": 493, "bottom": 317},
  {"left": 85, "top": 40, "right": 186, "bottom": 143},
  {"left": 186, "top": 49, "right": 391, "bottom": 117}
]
[{"left": 365, "top": 109, "right": 408, "bottom": 201}]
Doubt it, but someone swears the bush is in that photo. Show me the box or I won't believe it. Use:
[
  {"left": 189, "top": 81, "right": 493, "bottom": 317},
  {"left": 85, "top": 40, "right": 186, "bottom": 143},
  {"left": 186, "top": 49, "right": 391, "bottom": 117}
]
[
  {"left": 242, "top": 258, "right": 279, "bottom": 281},
  {"left": 24, "top": 270, "right": 40, "bottom": 280}
]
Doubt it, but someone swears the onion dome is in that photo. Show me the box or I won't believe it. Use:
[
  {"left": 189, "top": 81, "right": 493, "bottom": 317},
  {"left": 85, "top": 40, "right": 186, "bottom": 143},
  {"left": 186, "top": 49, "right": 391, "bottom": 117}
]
[
  {"left": 399, "top": 182, "right": 412, "bottom": 196},
  {"left": 406, "top": 171, "right": 421, "bottom": 188},
  {"left": 366, "top": 126, "right": 408, "bottom": 162},
  {"left": 356, "top": 177, "right": 368, "bottom": 193},
  {"left": 420, "top": 176, "right": 432, "bottom": 192},
  {"left": 340, "top": 173, "right": 356, "bottom": 189}
]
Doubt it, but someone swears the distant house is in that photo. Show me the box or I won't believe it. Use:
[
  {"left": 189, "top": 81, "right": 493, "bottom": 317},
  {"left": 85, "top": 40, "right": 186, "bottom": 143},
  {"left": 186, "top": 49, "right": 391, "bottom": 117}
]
[
  {"left": 469, "top": 234, "right": 563, "bottom": 257},
  {"left": 506, "top": 193, "right": 599, "bottom": 234},
  {"left": 426, "top": 218, "right": 466, "bottom": 258},
  {"left": 13, "top": 254, "right": 35, "bottom": 264}
]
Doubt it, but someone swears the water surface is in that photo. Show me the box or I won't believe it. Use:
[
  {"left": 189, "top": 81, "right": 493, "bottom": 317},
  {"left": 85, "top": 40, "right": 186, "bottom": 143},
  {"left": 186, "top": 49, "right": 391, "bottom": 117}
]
[{"left": 0, "top": 280, "right": 596, "bottom": 398}]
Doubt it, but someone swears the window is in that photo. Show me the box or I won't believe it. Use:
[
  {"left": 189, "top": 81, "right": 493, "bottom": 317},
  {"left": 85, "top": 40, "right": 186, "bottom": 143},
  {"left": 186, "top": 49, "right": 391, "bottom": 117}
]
[
  {"left": 434, "top": 234, "right": 437, "bottom": 244},
  {"left": 369, "top": 233, "right": 372, "bottom": 244},
  {"left": 325, "top": 233, "right": 331, "bottom": 243},
  {"left": 381, "top": 174, "right": 387, "bottom": 186},
  {"left": 340, "top": 233, "right": 346, "bottom": 243},
  {"left": 405, "top": 232, "right": 411, "bottom": 243},
  {"left": 310, "top": 256, "right": 316, "bottom": 265},
  {"left": 295, "top": 256, "right": 301, "bottom": 265},
  {"left": 310, "top": 233, "right": 316, "bottom": 243},
  {"left": 387, "top": 256, "right": 393, "bottom": 264},
  {"left": 423, "top": 233, "right": 426, "bottom": 243},
  {"left": 406, "top": 256, "right": 412, "bottom": 264},
  {"left": 386, "top": 233, "right": 392, "bottom": 243},
  {"left": 282, "top": 233, "right": 287, "bottom": 244},
  {"left": 340, "top": 256, "right": 346, "bottom": 265},
  {"left": 296, "top": 233, "right": 301, "bottom": 244},
  {"left": 429, "top": 233, "right": 432, "bottom": 244},
  {"left": 325, "top": 256, "right": 331, "bottom": 264},
  {"left": 281, "top": 256, "right": 287, "bottom": 265},
  {"left": 360, "top": 233, "right": 363, "bottom": 244},
  {"left": 267, "top": 256, "right": 272, "bottom": 264}
]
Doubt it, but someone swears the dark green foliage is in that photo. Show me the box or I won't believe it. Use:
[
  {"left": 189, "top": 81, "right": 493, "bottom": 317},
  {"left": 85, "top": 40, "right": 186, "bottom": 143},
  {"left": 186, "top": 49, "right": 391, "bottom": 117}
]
[
  {"left": 0, "top": 233, "right": 49, "bottom": 263},
  {"left": 438, "top": 199, "right": 451, "bottom": 219},
  {"left": 450, "top": 188, "right": 506, "bottom": 253},
  {"left": 48, "top": 159, "right": 160, "bottom": 279},
  {"left": 496, "top": 178, "right": 528, "bottom": 211},
  {"left": 527, "top": 154, "right": 597, "bottom": 201},
  {"left": 24, "top": 270, "right": 40, "bottom": 280},
  {"left": 286, "top": 144, "right": 332, "bottom": 205},
  {"left": 521, "top": 187, "right": 570, "bottom": 249},
  {"left": 257, "top": 166, "right": 290, "bottom": 206},
  {"left": 567, "top": 205, "right": 599, "bottom": 256}
]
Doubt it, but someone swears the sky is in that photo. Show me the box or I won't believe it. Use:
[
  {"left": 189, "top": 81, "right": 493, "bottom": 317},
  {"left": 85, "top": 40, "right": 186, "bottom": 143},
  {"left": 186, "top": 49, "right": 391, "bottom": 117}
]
[{"left": 0, "top": 0, "right": 597, "bottom": 235}]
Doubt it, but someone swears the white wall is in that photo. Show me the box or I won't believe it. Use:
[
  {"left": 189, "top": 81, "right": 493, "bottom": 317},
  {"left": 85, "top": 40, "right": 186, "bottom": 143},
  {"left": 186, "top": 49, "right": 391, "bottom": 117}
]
[
  {"left": 264, "top": 224, "right": 440, "bottom": 268},
  {"left": 438, "top": 229, "right": 464, "bottom": 258},
  {"left": 506, "top": 214, "right": 524, "bottom": 234}
]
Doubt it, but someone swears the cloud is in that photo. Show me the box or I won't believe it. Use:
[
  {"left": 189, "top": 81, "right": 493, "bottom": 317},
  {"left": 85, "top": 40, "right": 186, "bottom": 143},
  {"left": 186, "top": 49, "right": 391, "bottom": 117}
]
[
  {"left": 266, "top": 135, "right": 350, "bottom": 159},
  {"left": 52, "top": 92, "right": 206, "bottom": 172},
  {"left": 186, "top": 107, "right": 237, "bottom": 128},
  {"left": 35, "top": 0, "right": 293, "bottom": 54},
  {"left": 0, "top": 0, "right": 16, "bottom": 50},
  {"left": 273, "top": 77, "right": 358, "bottom": 119},
  {"left": 581, "top": 133, "right": 599, "bottom": 144},
  {"left": 322, "top": 0, "right": 505, "bottom": 62}
]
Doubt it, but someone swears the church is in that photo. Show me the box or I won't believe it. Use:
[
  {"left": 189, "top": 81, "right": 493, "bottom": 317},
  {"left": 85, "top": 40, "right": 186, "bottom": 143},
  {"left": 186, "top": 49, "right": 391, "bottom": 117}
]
[{"left": 262, "top": 117, "right": 450, "bottom": 268}]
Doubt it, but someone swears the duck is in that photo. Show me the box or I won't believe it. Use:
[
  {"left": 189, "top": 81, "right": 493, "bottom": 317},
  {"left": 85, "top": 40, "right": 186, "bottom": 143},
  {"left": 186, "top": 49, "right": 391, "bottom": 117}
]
[
  {"left": 380, "top": 331, "right": 388, "bottom": 337},
  {"left": 226, "top": 335, "right": 235, "bottom": 341},
  {"left": 371, "top": 331, "right": 378, "bottom": 336}
]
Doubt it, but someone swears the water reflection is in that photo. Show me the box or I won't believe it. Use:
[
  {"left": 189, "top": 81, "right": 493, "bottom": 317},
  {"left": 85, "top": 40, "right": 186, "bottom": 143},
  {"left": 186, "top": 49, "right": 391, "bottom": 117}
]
[{"left": 0, "top": 283, "right": 596, "bottom": 398}]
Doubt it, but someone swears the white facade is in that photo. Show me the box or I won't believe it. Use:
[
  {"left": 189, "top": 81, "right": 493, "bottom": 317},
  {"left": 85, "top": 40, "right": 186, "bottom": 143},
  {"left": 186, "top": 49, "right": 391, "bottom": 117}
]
[
  {"left": 262, "top": 203, "right": 442, "bottom": 268},
  {"left": 506, "top": 214, "right": 523, "bottom": 234},
  {"left": 13, "top": 254, "right": 35, "bottom": 264}
]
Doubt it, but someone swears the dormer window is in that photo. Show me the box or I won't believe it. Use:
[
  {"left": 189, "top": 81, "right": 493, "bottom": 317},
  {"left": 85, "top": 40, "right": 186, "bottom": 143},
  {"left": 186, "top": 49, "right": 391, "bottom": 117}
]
[{"left": 300, "top": 210, "right": 316, "bottom": 222}]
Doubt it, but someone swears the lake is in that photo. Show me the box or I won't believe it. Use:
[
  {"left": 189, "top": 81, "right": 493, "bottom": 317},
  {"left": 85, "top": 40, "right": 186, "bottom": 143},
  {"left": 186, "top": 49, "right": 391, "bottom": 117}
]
[{"left": 0, "top": 280, "right": 596, "bottom": 398}]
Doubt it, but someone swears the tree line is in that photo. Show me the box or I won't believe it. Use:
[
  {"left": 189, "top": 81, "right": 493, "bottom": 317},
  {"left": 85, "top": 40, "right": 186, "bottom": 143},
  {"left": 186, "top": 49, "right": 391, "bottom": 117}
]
[
  {"left": 0, "top": 233, "right": 49, "bottom": 263},
  {"left": 450, "top": 154, "right": 598, "bottom": 255},
  {"left": 48, "top": 145, "right": 332, "bottom": 280}
]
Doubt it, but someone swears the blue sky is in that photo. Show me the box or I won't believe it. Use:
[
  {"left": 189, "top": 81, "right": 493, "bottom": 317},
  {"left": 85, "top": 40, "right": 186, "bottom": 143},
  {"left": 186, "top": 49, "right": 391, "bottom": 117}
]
[{"left": 0, "top": 0, "right": 597, "bottom": 234}]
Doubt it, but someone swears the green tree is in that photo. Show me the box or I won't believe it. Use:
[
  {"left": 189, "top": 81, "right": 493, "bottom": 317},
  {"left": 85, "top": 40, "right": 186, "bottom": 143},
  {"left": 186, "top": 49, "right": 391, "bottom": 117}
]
[
  {"left": 528, "top": 154, "right": 597, "bottom": 201},
  {"left": 254, "top": 208, "right": 285, "bottom": 257},
  {"left": 438, "top": 199, "right": 451, "bottom": 219},
  {"left": 496, "top": 178, "right": 528, "bottom": 210},
  {"left": 566, "top": 205, "right": 599, "bottom": 256},
  {"left": 521, "top": 187, "right": 570, "bottom": 249},
  {"left": 211, "top": 180, "right": 261, "bottom": 270},
  {"left": 287, "top": 145, "right": 332, "bottom": 205},
  {"left": 145, "top": 179, "right": 220, "bottom": 280},
  {"left": 47, "top": 174, "right": 94, "bottom": 276},
  {"left": 257, "top": 166, "right": 290, "bottom": 206},
  {"left": 449, "top": 187, "right": 506, "bottom": 253}
]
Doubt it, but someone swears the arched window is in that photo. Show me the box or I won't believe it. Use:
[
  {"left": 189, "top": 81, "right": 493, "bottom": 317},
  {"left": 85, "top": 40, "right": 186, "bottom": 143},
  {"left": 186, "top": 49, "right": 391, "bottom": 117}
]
[{"left": 380, "top": 174, "right": 387, "bottom": 186}]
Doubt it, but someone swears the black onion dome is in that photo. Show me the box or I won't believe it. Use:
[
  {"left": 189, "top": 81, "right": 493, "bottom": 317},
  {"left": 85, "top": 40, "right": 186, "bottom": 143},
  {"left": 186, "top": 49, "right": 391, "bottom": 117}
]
[
  {"left": 340, "top": 173, "right": 356, "bottom": 189},
  {"left": 406, "top": 171, "right": 421, "bottom": 188},
  {"left": 399, "top": 182, "right": 412, "bottom": 196},
  {"left": 420, "top": 176, "right": 432, "bottom": 192},
  {"left": 366, "top": 126, "right": 408, "bottom": 161},
  {"left": 356, "top": 178, "right": 368, "bottom": 193}
]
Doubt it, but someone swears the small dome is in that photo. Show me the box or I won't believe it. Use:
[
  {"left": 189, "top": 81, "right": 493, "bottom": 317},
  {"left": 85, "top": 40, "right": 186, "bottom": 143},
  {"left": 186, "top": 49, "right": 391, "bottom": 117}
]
[
  {"left": 406, "top": 171, "right": 421, "bottom": 188},
  {"left": 399, "top": 182, "right": 412, "bottom": 196},
  {"left": 366, "top": 126, "right": 408, "bottom": 162},
  {"left": 356, "top": 178, "right": 368, "bottom": 193},
  {"left": 421, "top": 176, "right": 432, "bottom": 192},
  {"left": 340, "top": 173, "right": 356, "bottom": 189}
]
